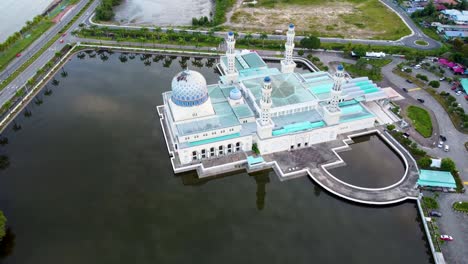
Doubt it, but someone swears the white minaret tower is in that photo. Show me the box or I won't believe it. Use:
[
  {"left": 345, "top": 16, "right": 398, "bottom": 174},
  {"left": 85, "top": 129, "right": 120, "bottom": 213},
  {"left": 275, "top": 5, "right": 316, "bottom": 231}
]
[
  {"left": 323, "top": 65, "right": 345, "bottom": 125},
  {"left": 256, "top": 76, "right": 274, "bottom": 139},
  {"left": 281, "top": 23, "right": 297, "bottom": 73},
  {"left": 225, "top": 31, "right": 238, "bottom": 83}
]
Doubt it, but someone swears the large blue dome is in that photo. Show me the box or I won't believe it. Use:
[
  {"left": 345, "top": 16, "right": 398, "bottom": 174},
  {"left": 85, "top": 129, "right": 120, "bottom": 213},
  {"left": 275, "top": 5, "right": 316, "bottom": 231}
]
[{"left": 171, "top": 70, "right": 208, "bottom": 107}]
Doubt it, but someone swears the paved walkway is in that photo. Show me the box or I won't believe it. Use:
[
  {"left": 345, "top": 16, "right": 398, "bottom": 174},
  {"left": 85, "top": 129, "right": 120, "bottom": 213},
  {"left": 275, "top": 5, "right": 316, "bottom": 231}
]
[{"left": 264, "top": 127, "right": 420, "bottom": 205}]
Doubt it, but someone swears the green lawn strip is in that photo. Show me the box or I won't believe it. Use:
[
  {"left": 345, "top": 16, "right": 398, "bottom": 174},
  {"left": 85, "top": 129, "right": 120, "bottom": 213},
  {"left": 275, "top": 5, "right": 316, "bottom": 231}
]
[
  {"left": 415, "top": 40, "right": 428, "bottom": 46},
  {"left": 407, "top": 105, "right": 433, "bottom": 138},
  {"left": 0, "top": 0, "right": 95, "bottom": 93},
  {"left": 342, "top": 61, "right": 382, "bottom": 81},
  {"left": 426, "top": 89, "right": 468, "bottom": 134},
  {"left": 422, "top": 196, "right": 439, "bottom": 210},
  {"left": 365, "top": 58, "right": 392, "bottom": 67},
  {"left": 453, "top": 201, "right": 468, "bottom": 213},
  {"left": 0, "top": 20, "right": 54, "bottom": 72}
]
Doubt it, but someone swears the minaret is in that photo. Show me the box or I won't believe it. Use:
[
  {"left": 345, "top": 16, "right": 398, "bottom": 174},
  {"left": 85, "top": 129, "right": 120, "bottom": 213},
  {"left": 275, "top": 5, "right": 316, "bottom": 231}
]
[
  {"left": 280, "top": 23, "right": 297, "bottom": 73},
  {"left": 256, "top": 76, "right": 274, "bottom": 139},
  {"left": 260, "top": 76, "right": 272, "bottom": 125},
  {"left": 323, "top": 65, "right": 345, "bottom": 125},
  {"left": 327, "top": 64, "right": 345, "bottom": 113},
  {"left": 225, "top": 31, "right": 238, "bottom": 83}
]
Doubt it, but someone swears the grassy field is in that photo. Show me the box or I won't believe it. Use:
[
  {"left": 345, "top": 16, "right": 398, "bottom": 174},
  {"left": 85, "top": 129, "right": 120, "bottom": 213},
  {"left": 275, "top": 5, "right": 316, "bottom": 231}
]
[
  {"left": 230, "top": 0, "right": 411, "bottom": 40},
  {"left": 453, "top": 201, "right": 468, "bottom": 213},
  {"left": 407, "top": 105, "right": 433, "bottom": 138},
  {"left": 0, "top": 20, "right": 54, "bottom": 72}
]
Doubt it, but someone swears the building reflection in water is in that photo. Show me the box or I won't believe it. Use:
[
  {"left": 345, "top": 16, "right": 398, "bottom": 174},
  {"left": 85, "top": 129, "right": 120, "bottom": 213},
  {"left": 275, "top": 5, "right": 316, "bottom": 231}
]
[{"left": 179, "top": 169, "right": 271, "bottom": 210}]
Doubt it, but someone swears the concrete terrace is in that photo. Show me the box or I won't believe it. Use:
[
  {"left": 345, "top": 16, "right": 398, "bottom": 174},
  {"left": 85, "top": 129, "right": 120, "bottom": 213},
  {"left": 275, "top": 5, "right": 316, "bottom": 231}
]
[{"left": 264, "top": 127, "right": 420, "bottom": 205}]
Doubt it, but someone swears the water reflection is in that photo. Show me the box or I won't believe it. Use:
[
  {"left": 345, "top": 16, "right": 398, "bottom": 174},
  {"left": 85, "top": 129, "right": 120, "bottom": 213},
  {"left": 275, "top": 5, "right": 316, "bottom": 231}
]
[
  {"left": 0, "top": 227, "right": 15, "bottom": 260},
  {"left": 250, "top": 171, "right": 270, "bottom": 211}
]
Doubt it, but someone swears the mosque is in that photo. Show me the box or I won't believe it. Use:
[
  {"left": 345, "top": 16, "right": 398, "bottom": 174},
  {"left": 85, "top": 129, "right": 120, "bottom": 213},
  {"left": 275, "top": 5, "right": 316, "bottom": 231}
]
[{"left": 158, "top": 24, "right": 390, "bottom": 171}]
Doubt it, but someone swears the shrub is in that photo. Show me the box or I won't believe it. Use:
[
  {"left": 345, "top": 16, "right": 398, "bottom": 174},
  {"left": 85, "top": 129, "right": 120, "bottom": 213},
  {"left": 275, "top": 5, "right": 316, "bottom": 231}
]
[
  {"left": 297, "top": 50, "right": 304, "bottom": 56},
  {"left": 0, "top": 210, "right": 5, "bottom": 241},
  {"left": 429, "top": 80, "right": 440, "bottom": 88},
  {"left": 441, "top": 158, "right": 456, "bottom": 173},
  {"left": 387, "top": 124, "right": 396, "bottom": 131},
  {"left": 416, "top": 74, "right": 428, "bottom": 81},
  {"left": 252, "top": 143, "right": 260, "bottom": 154},
  {"left": 417, "top": 157, "right": 432, "bottom": 169},
  {"left": 423, "top": 196, "right": 439, "bottom": 210},
  {"left": 404, "top": 68, "right": 412, "bottom": 73}
]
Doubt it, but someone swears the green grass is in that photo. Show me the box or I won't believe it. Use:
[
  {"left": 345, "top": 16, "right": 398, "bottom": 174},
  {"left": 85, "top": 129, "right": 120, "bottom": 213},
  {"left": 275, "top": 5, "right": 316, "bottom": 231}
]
[
  {"left": 407, "top": 105, "right": 433, "bottom": 138},
  {"left": 453, "top": 201, "right": 468, "bottom": 213},
  {"left": 365, "top": 58, "right": 392, "bottom": 67},
  {"left": 0, "top": 20, "right": 54, "bottom": 71},
  {"left": 415, "top": 40, "right": 429, "bottom": 46},
  {"left": 423, "top": 196, "right": 439, "bottom": 210},
  {"left": 257, "top": 0, "right": 410, "bottom": 40}
]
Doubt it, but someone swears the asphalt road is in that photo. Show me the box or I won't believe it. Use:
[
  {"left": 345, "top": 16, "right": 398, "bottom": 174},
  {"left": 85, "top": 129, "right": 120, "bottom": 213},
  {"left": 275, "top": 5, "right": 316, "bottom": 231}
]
[{"left": 0, "top": 0, "right": 99, "bottom": 108}]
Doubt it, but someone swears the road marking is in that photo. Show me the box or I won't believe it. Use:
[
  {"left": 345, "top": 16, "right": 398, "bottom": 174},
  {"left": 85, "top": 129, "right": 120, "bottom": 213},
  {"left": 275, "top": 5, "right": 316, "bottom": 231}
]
[
  {"left": 464, "top": 181, "right": 468, "bottom": 185},
  {"left": 409, "top": 87, "right": 421, "bottom": 92}
]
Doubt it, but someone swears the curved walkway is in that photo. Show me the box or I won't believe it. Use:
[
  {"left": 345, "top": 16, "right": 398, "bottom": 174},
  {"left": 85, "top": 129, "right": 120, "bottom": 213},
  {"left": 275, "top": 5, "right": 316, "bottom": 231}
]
[{"left": 265, "top": 127, "right": 420, "bottom": 205}]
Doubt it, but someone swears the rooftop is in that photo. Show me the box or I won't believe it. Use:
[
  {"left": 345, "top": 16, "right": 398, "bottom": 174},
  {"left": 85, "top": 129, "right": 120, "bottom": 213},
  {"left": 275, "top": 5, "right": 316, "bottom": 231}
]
[{"left": 417, "top": 169, "right": 456, "bottom": 188}]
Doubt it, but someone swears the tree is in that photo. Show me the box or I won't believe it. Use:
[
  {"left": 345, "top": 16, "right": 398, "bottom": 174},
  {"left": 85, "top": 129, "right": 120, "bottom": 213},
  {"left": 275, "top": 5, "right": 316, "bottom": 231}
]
[
  {"left": 260, "top": 32, "right": 268, "bottom": 48},
  {"left": 417, "top": 157, "right": 432, "bottom": 169},
  {"left": 244, "top": 33, "right": 253, "bottom": 45},
  {"left": 386, "top": 124, "right": 396, "bottom": 131},
  {"left": 429, "top": 80, "right": 440, "bottom": 88},
  {"left": 453, "top": 38, "right": 464, "bottom": 51},
  {"left": 441, "top": 158, "right": 456, "bottom": 172},
  {"left": 353, "top": 45, "right": 367, "bottom": 57},
  {"left": 300, "top": 35, "right": 320, "bottom": 50},
  {"left": 297, "top": 50, "right": 304, "bottom": 56},
  {"left": 0, "top": 210, "right": 6, "bottom": 241}
]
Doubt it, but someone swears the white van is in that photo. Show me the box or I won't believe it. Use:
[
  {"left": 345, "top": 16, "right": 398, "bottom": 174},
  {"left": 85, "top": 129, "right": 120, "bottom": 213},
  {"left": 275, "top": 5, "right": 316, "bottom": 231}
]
[{"left": 444, "top": 145, "right": 450, "bottom": 152}]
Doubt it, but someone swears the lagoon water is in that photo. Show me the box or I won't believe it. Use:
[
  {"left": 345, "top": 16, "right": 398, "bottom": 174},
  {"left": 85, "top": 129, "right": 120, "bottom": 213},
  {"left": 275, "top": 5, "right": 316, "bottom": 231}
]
[
  {"left": 0, "top": 0, "right": 52, "bottom": 42},
  {"left": 113, "top": 0, "right": 214, "bottom": 26},
  {"left": 0, "top": 52, "right": 431, "bottom": 263}
]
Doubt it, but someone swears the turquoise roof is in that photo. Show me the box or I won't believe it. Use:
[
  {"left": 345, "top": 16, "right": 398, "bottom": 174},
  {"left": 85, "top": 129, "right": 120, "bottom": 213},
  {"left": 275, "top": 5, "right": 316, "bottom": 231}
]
[
  {"left": 247, "top": 156, "right": 264, "bottom": 165},
  {"left": 417, "top": 170, "right": 456, "bottom": 188},
  {"left": 188, "top": 133, "right": 241, "bottom": 147},
  {"left": 272, "top": 121, "right": 325, "bottom": 136},
  {"left": 461, "top": 78, "right": 468, "bottom": 93},
  {"left": 232, "top": 104, "right": 254, "bottom": 119}
]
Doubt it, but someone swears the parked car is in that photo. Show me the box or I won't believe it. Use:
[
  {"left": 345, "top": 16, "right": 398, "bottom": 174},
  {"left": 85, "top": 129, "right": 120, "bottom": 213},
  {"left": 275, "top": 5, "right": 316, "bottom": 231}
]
[
  {"left": 439, "top": 135, "right": 447, "bottom": 141},
  {"left": 62, "top": 33, "right": 67, "bottom": 37},
  {"left": 444, "top": 145, "right": 450, "bottom": 152},
  {"left": 438, "top": 141, "right": 444, "bottom": 148},
  {"left": 402, "top": 88, "right": 408, "bottom": 92},
  {"left": 465, "top": 95, "right": 468, "bottom": 101},
  {"left": 414, "top": 64, "right": 421, "bottom": 69},
  {"left": 429, "top": 211, "right": 442, "bottom": 217},
  {"left": 403, "top": 132, "right": 410, "bottom": 138},
  {"left": 16, "top": 53, "right": 21, "bottom": 57},
  {"left": 209, "top": 47, "right": 217, "bottom": 51},
  {"left": 417, "top": 98, "right": 425, "bottom": 103},
  {"left": 439, "top": 77, "right": 445, "bottom": 81},
  {"left": 59, "top": 39, "right": 64, "bottom": 43},
  {"left": 451, "top": 86, "right": 457, "bottom": 90},
  {"left": 456, "top": 91, "right": 462, "bottom": 96},
  {"left": 406, "top": 79, "right": 413, "bottom": 84},
  {"left": 440, "top": 235, "right": 453, "bottom": 241}
]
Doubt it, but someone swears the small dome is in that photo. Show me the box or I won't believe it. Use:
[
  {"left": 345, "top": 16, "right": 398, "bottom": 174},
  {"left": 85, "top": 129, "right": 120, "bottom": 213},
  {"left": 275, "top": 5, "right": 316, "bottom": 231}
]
[
  {"left": 228, "top": 31, "right": 234, "bottom": 36},
  {"left": 289, "top": 23, "right": 295, "bottom": 29},
  {"left": 171, "top": 70, "right": 208, "bottom": 107},
  {"left": 337, "top": 64, "right": 344, "bottom": 71},
  {"left": 264, "top": 76, "right": 271, "bottom": 83},
  {"left": 229, "top": 88, "right": 242, "bottom": 100}
]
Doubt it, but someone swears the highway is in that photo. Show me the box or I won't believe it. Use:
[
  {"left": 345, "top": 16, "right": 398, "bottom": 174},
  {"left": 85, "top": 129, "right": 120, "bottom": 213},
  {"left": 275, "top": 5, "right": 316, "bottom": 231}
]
[{"left": 0, "top": 0, "right": 100, "bottom": 107}]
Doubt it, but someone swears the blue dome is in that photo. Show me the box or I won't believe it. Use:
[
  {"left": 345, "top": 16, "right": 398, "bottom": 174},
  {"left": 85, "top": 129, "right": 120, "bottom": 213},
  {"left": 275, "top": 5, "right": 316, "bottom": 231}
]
[
  {"left": 171, "top": 70, "right": 208, "bottom": 107},
  {"left": 289, "top": 23, "right": 295, "bottom": 29},
  {"left": 264, "top": 76, "right": 271, "bottom": 83},
  {"left": 228, "top": 31, "right": 234, "bottom": 36},
  {"left": 337, "top": 64, "right": 344, "bottom": 71},
  {"left": 229, "top": 88, "right": 242, "bottom": 100}
]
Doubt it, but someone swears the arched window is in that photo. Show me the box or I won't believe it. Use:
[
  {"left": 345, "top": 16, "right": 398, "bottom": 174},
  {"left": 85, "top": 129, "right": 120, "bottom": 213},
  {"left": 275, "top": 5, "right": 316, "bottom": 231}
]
[
  {"left": 218, "top": 145, "right": 224, "bottom": 155},
  {"left": 210, "top": 147, "right": 215, "bottom": 157},
  {"left": 192, "top": 151, "right": 197, "bottom": 160},
  {"left": 201, "top": 149, "right": 206, "bottom": 159},
  {"left": 235, "top": 142, "right": 241, "bottom": 151},
  {"left": 227, "top": 144, "right": 232, "bottom": 153}
]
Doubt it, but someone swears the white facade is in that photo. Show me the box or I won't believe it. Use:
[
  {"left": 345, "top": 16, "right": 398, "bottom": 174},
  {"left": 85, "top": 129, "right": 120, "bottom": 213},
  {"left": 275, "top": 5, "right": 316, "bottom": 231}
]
[{"left": 159, "top": 24, "right": 388, "bottom": 168}]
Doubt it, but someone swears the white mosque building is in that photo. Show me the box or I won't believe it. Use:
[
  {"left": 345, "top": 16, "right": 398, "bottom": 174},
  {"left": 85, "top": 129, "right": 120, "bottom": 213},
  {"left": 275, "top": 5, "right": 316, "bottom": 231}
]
[{"left": 158, "top": 24, "right": 389, "bottom": 171}]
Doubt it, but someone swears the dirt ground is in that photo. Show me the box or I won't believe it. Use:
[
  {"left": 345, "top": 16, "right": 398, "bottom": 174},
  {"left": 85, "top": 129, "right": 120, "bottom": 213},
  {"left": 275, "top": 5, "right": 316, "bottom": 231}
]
[{"left": 226, "top": 2, "right": 392, "bottom": 39}]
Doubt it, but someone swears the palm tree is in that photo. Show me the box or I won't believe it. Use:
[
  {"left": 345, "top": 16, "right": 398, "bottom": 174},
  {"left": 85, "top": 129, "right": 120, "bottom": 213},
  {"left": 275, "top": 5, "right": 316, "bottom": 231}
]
[
  {"left": 52, "top": 79, "right": 59, "bottom": 86},
  {"left": 44, "top": 84, "right": 52, "bottom": 96},
  {"left": 260, "top": 32, "right": 268, "bottom": 48},
  {"left": 119, "top": 54, "right": 128, "bottom": 63},
  {"left": 244, "top": 33, "right": 253, "bottom": 46},
  {"left": 60, "top": 67, "right": 68, "bottom": 78},
  {"left": 0, "top": 155, "right": 10, "bottom": 170},
  {"left": 34, "top": 97, "right": 43, "bottom": 105},
  {"left": 144, "top": 60, "right": 151, "bottom": 66},
  {"left": 0, "top": 137, "right": 8, "bottom": 146},
  {"left": 12, "top": 121, "right": 21, "bottom": 131}
]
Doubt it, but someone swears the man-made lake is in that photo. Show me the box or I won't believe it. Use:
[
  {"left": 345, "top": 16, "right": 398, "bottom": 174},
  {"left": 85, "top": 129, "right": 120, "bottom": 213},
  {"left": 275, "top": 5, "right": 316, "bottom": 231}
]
[
  {"left": 0, "top": 0, "right": 52, "bottom": 42},
  {"left": 330, "top": 134, "right": 406, "bottom": 188},
  {"left": 113, "top": 0, "right": 214, "bottom": 26},
  {"left": 0, "top": 52, "right": 431, "bottom": 263}
]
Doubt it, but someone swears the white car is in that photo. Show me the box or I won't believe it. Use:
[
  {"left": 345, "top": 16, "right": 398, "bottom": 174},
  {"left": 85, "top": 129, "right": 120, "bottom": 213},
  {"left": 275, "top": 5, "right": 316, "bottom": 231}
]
[
  {"left": 438, "top": 141, "right": 444, "bottom": 148},
  {"left": 414, "top": 64, "right": 421, "bottom": 69},
  {"left": 444, "top": 145, "right": 450, "bottom": 152},
  {"left": 456, "top": 91, "right": 462, "bottom": 96}
]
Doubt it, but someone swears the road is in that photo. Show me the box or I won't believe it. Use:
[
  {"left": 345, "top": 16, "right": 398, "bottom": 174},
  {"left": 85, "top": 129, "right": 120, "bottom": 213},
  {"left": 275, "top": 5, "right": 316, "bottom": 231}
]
[
  {"left": 0, "top": 0, "right": 100, "bottom": 108},
  {"left": 85, "top": 0, "right": 441, "bottom": 50}
]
